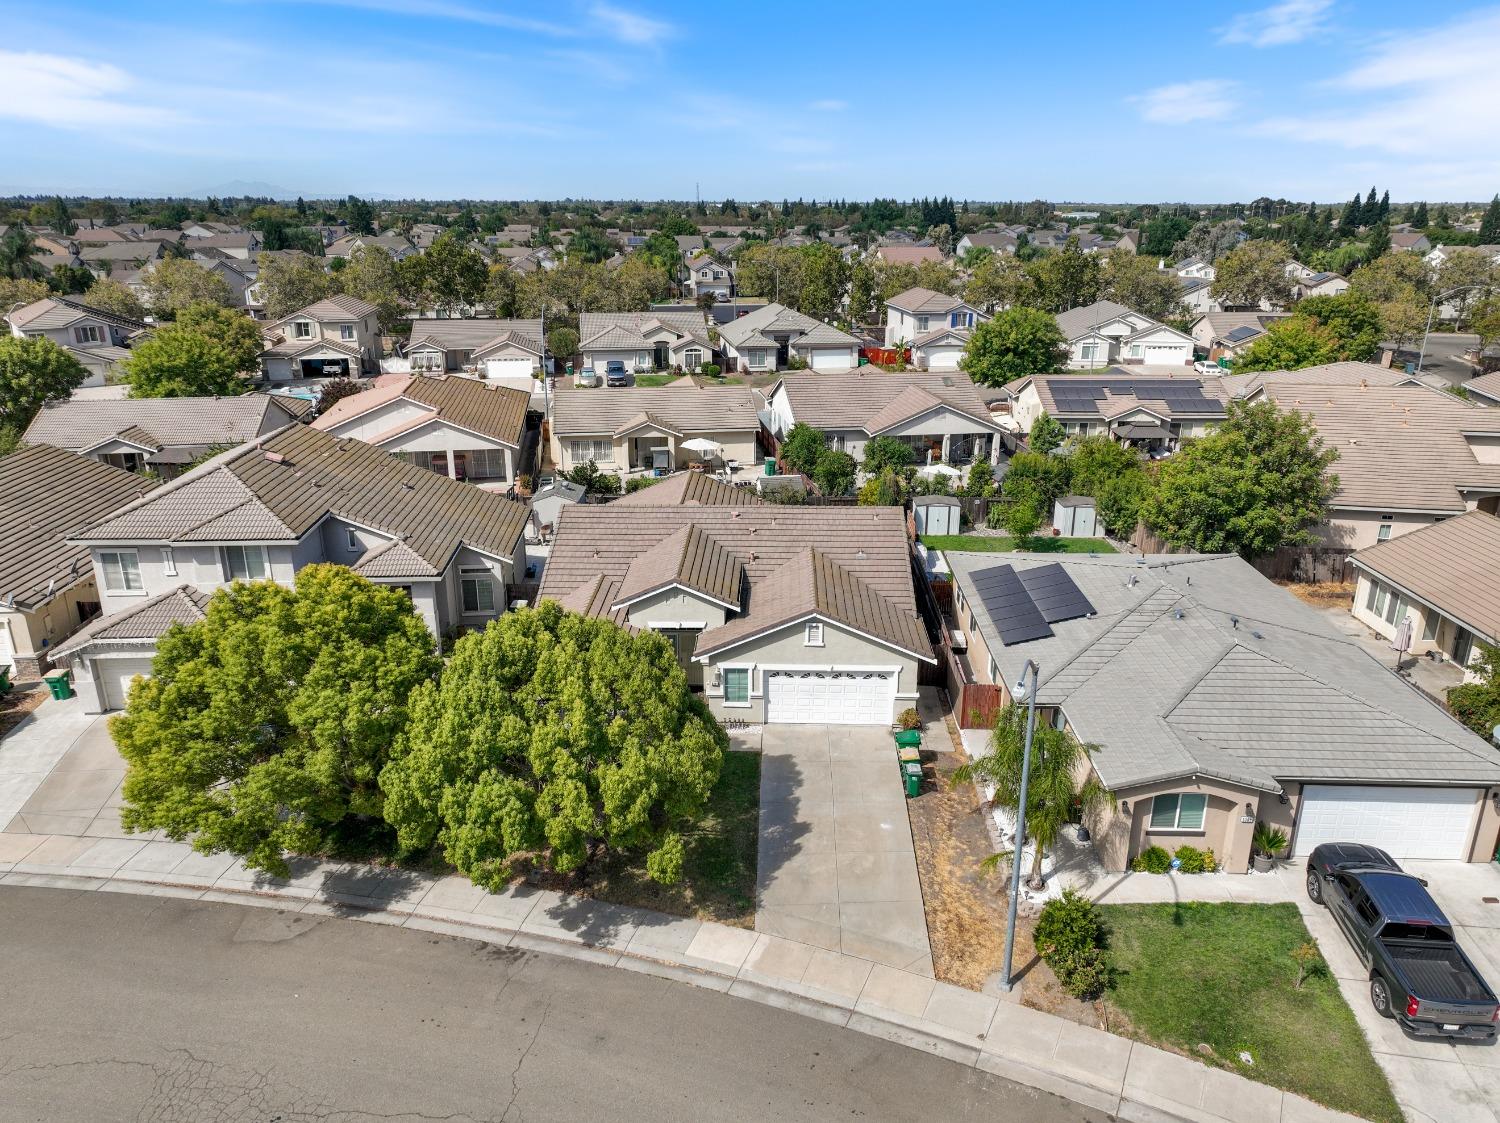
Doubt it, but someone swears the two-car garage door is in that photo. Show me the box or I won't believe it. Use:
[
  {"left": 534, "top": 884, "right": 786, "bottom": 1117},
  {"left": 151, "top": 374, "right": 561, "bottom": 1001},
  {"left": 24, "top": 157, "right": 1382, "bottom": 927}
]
[
  {"left": 1292, "top": 785, "right": 1480, "bottom": 860},
  {"left": 765, "top": 670, "right": 894, "bottom": 725}
]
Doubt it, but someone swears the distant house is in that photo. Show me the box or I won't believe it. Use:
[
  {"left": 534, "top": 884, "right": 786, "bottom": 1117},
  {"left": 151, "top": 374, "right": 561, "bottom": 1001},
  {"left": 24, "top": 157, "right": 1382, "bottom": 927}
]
[
  {"left": 1294, "top": 271, "right": 1349, "bottom": 299},
  {"left": 179, "top": 232, "right": 260, "bottom": 260},
  {"left": 873, "top": 245, "right": 947, "bottom": 266},
  {"left": 1114, "top": 229, "right": 1141, "bottom": 254},
  {"left": 549, "top": 385, "right": 761, "bottom": 477},
  {"left": 954, "top": 229, "right": 1020, "bottom": 257},
  {"left": 882, "top": 287, "right": 988, "bottom": 371},
  {"left": 56, "top": 425, "right": 532, "bottom": 711},
  {"left": 1054, "top": 300, "right": 1194, "bottom": 368},
  {"left": 1425, "top": 243, "right": 1500, "bottom": 270},
  {"left": 1190, "top": 311, "right": 1292, "bottom": 360},
  {"left": 1177, "top": 275, "right": 1217, "bottom": 316},
  {"left": 77, "top": 240, "right": 171, "bottom": 277},
  {"left": 767, "top": 369, "right": 1002, "bottom": 467},
  {"left": 683, "top": 254, "right": 734, "bottom": 301},
  {"left": 259, "top": 295, "right": 383, "bottom": 380},
  {"left": 1465, "top": 370, "right": 1500, "bottom": 406},
  {"left": 312, "top": 373, "right": 530, "bottom": 486},
  {"left": 404, "top": 318, "right": 545, "bottom": 375},
  {"left": 1004, "top": 370, "right": 1227, "bottom": 453},
  {"left": 5, "top": 296, "right": 149, "bottom": 387},
  {"left": 22, "top": 393, "right": 311, "bottom": 478},
  {"left": 578, "top": 311, "right": 716, "bottom": 376},
  {"left": 0, "top": 444, "right": 157, "bottom": 678},
  {"left": 1391, "top": 232, "right": 1432, "bottom": 253},
  {"left": 718, "top": 303, "right": 860, "bottom": 373},
  {"left": 1175, "top": 256, "right": 1216, "bottom": 281},
  {"left": 326, "top": 232, "right": 417, "bottom": 261}
]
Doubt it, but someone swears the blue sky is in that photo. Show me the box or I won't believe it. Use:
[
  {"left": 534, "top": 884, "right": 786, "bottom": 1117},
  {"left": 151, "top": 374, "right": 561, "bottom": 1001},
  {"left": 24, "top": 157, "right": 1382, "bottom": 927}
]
[{"left": 2, "top": 0, "right": 1498, "bottom": 202}]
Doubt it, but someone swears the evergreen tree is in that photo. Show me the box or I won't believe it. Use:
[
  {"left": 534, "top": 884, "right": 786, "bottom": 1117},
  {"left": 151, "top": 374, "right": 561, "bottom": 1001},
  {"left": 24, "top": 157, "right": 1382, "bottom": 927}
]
[
  {"left": 1337, "top": 195, "right": 1361, "bottom": 236},
  {"left": 1412, "top": 201, "right": 1429, "bottom": 227},
  {"left": 1377, "top": 190, "right": 1390, "bottom": 223},
  {"left": 1479, "top": 195, "right": 1500, "bottom": 245},
  {"left": 1361, "top": 187, "right": 1379, "bottom": 226}
]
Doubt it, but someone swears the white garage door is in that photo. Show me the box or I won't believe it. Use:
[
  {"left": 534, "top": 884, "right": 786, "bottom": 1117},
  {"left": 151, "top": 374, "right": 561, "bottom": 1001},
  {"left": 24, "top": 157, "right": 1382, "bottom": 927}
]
[
  {"left": 1293, "top": 785, "right": 1480, "bottom": 860},
  {"left": 765, "top": 670, "right": 894, "bottom": 725},
  {"left": 926, "top": 347, "right": 963, "bottom": 371},
  {"left": 100, "top": 657, "right": 155, "bottom": 711},
  {"left": 808, "top": 349, "right": 853, "bottom": 372}
]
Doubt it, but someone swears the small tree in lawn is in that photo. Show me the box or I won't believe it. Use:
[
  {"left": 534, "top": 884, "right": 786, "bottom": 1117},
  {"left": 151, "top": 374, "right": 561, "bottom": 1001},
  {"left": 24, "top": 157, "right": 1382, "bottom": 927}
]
[
  {"left": 779, "top": 422, "right": 827, "bottom": 475},
  {"left": 962, "top": 307, "right": 1067, "bottom": 388},
  {"left": 112, "top": 565, "right": 441, "bottom": 876},
  {"left": 862, "top": 434, "right": 917, "bottom": 475},
  {"left": 1001, "top": 495, "right": 1045, "bottom": 547},
  {"left": 1291, "top": 941, "right": 1323, "bottom": 989},
  {"left": 954, "top": 703, "right": 1112, "bottom": 890},
  {"left": 379, "top": 601, "right": 726, "bottom": 888},
  {"left": 812, "top": 449, "right": 857, "bottom": 496},
  {"left": 960, "top": 460, "right": 996, "bottom": 498},
  {"left": 1029, "top": 411, "right": 1065, "bottom": 453}
]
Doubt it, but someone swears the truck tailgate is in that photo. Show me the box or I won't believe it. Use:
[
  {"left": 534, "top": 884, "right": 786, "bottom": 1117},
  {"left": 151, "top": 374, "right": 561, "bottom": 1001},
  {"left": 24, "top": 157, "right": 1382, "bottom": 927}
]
[{"left": 1388, "top": 943, "right": 1494, "bottom": 1012}]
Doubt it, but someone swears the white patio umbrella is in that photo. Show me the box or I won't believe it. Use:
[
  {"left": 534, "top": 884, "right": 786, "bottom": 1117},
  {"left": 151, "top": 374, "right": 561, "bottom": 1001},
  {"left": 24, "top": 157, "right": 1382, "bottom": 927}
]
[
  {"left": 681, "top": 437, "right": 722, "bottom": 458},
  {"left": 916, "top": 463, "right": 962, "bottom": 480}
]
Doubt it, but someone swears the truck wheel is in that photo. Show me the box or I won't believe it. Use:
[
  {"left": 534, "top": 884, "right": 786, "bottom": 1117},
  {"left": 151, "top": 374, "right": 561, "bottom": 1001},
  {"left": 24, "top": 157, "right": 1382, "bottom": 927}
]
[
  {"left": 1370, "top": 977, "right": 1394, "bottom": 1019},
  {"left": 1306, "top": 869, "right": 1323, "bottom": 904}
]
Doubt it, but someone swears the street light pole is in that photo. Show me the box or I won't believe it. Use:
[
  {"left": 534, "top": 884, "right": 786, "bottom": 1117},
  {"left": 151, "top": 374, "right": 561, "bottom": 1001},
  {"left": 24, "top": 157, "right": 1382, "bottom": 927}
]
[
  {"left": 1416, "top": 284, "right": 1490, "bottom": 376},
  {"left": 999, "top": 658, "right": 1040, "bottom": 994}
]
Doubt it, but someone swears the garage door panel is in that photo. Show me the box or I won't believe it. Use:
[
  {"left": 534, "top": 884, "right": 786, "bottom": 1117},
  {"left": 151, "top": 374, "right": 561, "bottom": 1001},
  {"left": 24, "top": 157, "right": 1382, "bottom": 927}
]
[
  {"left": 100, "top": 657, "right": 155, "bottom": 711},
  {"left": 1293, "top": 785, "right": 1478, "bottom": 860},
  {"left": 765, "top": 670, "right": 893, "bottom": 725}
]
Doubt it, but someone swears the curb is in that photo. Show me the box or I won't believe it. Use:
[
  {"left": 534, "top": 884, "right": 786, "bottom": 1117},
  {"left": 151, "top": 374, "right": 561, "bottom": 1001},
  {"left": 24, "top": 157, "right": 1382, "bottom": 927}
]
[{"left": 1, "top": 868, "right": 1358, "bottom": 1123}]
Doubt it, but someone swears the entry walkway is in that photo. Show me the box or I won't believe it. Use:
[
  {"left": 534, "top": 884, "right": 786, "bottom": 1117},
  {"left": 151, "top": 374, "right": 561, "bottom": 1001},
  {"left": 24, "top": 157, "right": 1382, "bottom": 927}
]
[{"left": 756, "top": 725, "right": 933, "bottom": 976}]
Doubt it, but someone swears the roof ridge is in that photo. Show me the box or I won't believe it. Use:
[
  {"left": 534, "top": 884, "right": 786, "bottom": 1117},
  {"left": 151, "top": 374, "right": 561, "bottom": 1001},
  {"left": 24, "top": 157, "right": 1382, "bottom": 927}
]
[{"left": 1040, "top": 586, "right": 1179, "bottom": 696}]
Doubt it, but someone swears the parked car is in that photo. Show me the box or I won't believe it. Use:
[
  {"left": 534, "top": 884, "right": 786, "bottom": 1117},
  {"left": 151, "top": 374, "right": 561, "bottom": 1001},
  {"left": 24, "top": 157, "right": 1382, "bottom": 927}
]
[
  {"left": 1193, "top": 360, "right": 1220, "bottom": 375},
  {"left": 1306, "top": 842, "right": 1498, "bottom": 1040},
  {"left": 575, "top": 366, "right": 599, "bottom": 388},
  {"left": 605, "top": 360, "right": 629, "bottom": 387}
]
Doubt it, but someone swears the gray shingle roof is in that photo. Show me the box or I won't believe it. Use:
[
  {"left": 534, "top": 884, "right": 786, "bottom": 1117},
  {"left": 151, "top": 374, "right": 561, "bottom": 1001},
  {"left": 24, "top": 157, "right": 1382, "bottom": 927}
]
[
  {"left": 578, "top": 311, "right": 712, "bottom": 351},
  {"left": 775, "top": 370, "right": 997, "bottom": 434},
  {"left": 405, "top": 318, "right": 544, "bottom": 355},
  {"left": 1054, "top": 301, "right": 1142, "bottom": 341},
  {"left": 609, "top": 472, "right": 762, "bottom": 507},
  {"left": 1222, "top": 362, "right": 1414, "bottom": 400},
  {"left": 0, "top": 445, "right": 158, "bottom": 610},
  {"left": 23, "top": 393, "right": 306, "bottom": 456},
  {"left": 312, "top": 374, "right": 528, "bottom": 448},
  {"left": 885, "top": 287, "right": 967, "bottom": 315},
  {"left": 947, "top": 552, "right": 1500, "bottom": 791},
  {"left": 551, "top": 386, "right": 760, "bottom": 438},
  {"left": 718, "top": 303, "right": 858, "bottom": 350},
  {"left": 72, "top": 425, "right": 529, "bottom": 578}
]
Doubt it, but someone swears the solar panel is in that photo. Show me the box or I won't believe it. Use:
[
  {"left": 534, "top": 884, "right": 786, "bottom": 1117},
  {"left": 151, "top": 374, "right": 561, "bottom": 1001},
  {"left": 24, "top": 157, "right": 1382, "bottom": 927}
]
[
  {"left": 1016, "top": 563, "right": 1096, "bottom": 624},
  {"left": 1225, "top": 326, "right": 1259, "bottom": 342},
  {"left": 969, "top": 564, "right": 1053, "bottom": 645}
]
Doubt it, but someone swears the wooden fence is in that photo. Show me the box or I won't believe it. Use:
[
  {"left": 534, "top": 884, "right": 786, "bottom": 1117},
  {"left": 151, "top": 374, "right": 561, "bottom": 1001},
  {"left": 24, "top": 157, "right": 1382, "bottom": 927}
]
[{"left": 1129, "top": 522, "right": 1352, "bottom": 583}]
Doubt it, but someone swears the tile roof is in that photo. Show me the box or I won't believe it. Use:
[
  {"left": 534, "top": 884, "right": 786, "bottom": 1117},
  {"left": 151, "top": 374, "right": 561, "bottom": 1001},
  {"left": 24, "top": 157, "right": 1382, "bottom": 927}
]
[
  {"left": 405, "top": 318, "right": 544, "bottom": 355},
  {"left": 1265, "top": 383, "right": 1500, "bottom": 514},
  {"left": 6, "top": 296, "right": 148, "bottom": 334},
  {"left": 947, "top": 552, "right": 1500, "bottom": 790},
  {"left": 1349, "top": 510, "right": 1500, "bottom": 643},
  {"left": 1465, "top": 370, "right": 1500, "bottom": 404},
  {"left": 540, "top": 504, "right": 929, "bottom": 660},
  {"left": 875, "top": 246, "right": 946, "bottom": 265},
  {"left": 1222, "top": 361, "right": 1414, "bottom": 399},
  {"left": 578, "top": 310, "right": 712, "bottom": 350},
  {"left": 73, "top": 425, "right": 529, "bottom": 578},
  {"left": 1020, "top": 372, "right": 1229, "bottom": 421},
  {"left": 551, "top": 386, "right": 760, "bottom": 437},
  {"left": 614, "top": 523, "right": 744, "bottom": 609},
  {"left": 718, "top": 303, "right": 858, "bottom": 350},
  {"left": 609, "top": 472, "right": 763, "bottom": 507},
  {"left": 886, "top": 287, "right": 967, "bottom": 315},
  {"left": 1196, "top": 311, "right": 1291, "bottom": 344},
  {"left": 283, "top": 295, "right": 378, "bottom": 322},
  {"left": 774, "top": 370, "right": 997, "bottom": 434},
  {"left": 0, "top": 444, "right": 158, "bottom": 610},
  {"left": 1054, "top": 300, "right": 1144, "bottom": 340},
  {"left": 50, "top": 585, "right": 211, "bottom": 661},
  {"left": 312, "top": 373, "right": 528, "bottom": 448},
  {"left": 24, "top": 393, "right": 306, "bottom": 456}
]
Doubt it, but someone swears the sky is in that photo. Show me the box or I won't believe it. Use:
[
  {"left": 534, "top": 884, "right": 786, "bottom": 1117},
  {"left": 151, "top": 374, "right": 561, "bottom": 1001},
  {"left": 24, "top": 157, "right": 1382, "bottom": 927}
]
[{"left": 1, "top": 0, "right": 1498, "bottom": 203}]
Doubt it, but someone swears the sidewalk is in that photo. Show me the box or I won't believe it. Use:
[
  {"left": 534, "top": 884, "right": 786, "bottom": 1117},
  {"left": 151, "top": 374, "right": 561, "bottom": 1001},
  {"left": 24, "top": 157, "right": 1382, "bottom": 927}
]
[{"left": 0, "top": 829, "right": 1356, "bottom": 1123}]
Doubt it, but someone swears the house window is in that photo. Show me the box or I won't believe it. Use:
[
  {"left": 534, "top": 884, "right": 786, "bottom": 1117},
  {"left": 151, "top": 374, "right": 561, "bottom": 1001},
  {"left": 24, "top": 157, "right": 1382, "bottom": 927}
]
[
  {"left": 569, "top": 439, "right": 613, "bottom": 464},
  {"left": 222, "top": 545, "right": 269, "bottom": 581},
  {"left": 1422, "top": 611, "right": 1440, "bottom": 641},
  {"left": 100, "top": 551, "right": 143, "bottom": 593},
  {"left": 916, "top": 315, "right": 930, "bottom": 333},
  {"left": 1376, "top": 524, "right": 1392, "bottom": 542},
  {"left": 340, "top": 324, "right": 355, "bottom": 341},
  {"left": 74, "top": 324, "right": 103, "bottom": 344},
  {"left": 722, "top": 667, "right": 750, "bottom": 705},
  {"left": 1129, "top": 344, "right": 1142, "bottom": 358},
  {"left": 1080, "top": 343, "right": 1098, "bottom": 361},
  {"left": 161, "top": 547, "right": 176, "bottom": 576},
  {"left": 460, "top": 570, "right": 495, "bottom": 614},
  {"left": 683, "top": 348, "right": 702, "bottom": 369},
  {"left": 749, "top": 349, "right": 768, "bottom": 369},
  {"left": 805, "top": 621, "right": 824, "bottom": 647},
  {"left": 1149, "top": 793, "right": 1207, "bottom": 831},
  {"left": 467, "top": 448, "right": 509, "bottom": 479},
  {"left": 412, "top": 351, "right": 442, "bottom": 372},
  {"left": 292, "top": 321, "right": 312, "bottom": 339},
  {"left": 346, "top": 528, "right": 360, "bottom": 552},
  {"left": 950, "top": 311, "right": 972, "bottom": 329},
  {"left": 988, "top": 656, "right": 997, "bottom": 682}
]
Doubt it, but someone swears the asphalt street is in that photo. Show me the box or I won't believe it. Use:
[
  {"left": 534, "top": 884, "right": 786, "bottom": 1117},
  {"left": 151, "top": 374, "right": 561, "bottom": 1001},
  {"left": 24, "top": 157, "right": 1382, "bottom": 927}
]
[
  {"left": 0, "top": 887, "right": 1105, "bottom": 1123},
  {"left": 1389, "top": 331, "right": 1480, "bottom": 387}
]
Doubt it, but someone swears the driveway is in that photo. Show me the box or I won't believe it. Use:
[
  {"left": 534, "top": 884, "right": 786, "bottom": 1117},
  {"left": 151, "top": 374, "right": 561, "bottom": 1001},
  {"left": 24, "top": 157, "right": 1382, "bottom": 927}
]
[
  {"left": 756, "top": 724, "right": 933, "bottom": 976},
  {"left": 0, "top": 695, "right": 125, "bottom": 838}
]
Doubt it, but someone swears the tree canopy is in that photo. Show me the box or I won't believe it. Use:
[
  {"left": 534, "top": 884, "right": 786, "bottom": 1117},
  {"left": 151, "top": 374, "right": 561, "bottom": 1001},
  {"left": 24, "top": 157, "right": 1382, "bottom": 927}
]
[
  {"left": 379, "top": 603, "right": 725, "bottom": 888},
  {"left": 82, "top": 278, "right": 147, "bottom": 320},
  {"left": 113, "top": 566, "right": 441, "bottom": 877},
  {"left": 1211, "top": 241, "right": 1294, "bottom": 309},
  {"left": 1141, "top": 399, "right": 1338, "bottom": 557},
  {"left": 125, "top": 313, "right": 255, "bottom": 398},
  {"left": 0, "top": 334, "right": 88, "bottom": 430},
  {"left": 142, "top": 257, "right": 233, "bottom": 319},
  {"left": 255, "top": 252, "right": 337, "bottom": 320},
  {"left": 962, "top": 307, "right": 1068, "bottom": 388}
]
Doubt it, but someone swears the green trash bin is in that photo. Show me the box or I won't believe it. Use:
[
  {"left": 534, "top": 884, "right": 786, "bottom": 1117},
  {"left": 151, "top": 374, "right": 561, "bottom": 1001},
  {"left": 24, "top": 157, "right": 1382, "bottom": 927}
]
[
  {"left": 764, "top": 459, "right": 777, "bottom": 477},
  {"left": 902, "top": 760, "right": 923, "bottom": 798},
  {"left": 894, "top": 729, "right": 922, "bottom": 749},
  {"left": 0, "top": 666, "right": 11, "bottom": 696},
  {"left": 42, "top": 671, "right": 72, "bottom": 701}
]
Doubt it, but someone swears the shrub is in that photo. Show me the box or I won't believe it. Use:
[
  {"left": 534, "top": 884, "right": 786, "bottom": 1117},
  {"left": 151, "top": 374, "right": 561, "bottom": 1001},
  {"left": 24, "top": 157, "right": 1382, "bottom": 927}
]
[
  {"left": 1173, "top": 845, "right": 1217, "bottom": 873},
  {"left": 897, "top": 707, "right": 921, "bottom": 731},
  {"left": 1252, "top": 821, "right": 1289, "bottom": 858},
  {"left": 699, "top": 362, "right": 721, "bottom": 378},
  {"left": 1034, "top": 889, "right": 1112, "bottom": 999},
  {"left": 624, "top": 475, "right": 659, "bottom": 494},
  {"left": 1131, "top": 845, "right": 1172, "bottom": 873}
]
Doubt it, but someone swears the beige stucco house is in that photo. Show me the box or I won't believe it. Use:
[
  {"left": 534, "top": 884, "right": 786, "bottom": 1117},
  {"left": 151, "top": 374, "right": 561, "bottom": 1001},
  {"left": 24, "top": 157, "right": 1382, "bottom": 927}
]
[
  {"left": 549, "top": 385, "right": 761, "bottom": 478},
  {"left": 260, "top": 295, "right": 383, "bottom": 380},
  {"left": 6, "top": 296, "right": 149, "bottom": 387},
  {"left": 1004, "top": 371, "right": 1227, "bottom": 453}
]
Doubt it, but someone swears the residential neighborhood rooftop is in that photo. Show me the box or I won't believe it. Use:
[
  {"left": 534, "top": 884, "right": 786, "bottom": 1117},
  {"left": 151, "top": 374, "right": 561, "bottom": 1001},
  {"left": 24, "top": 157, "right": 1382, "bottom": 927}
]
[
  {"left": 551, "top": 385, "right": 761, "bottom": 437},
  {"left": 771, "top": 370, "right": 994, "bottom": 433},
  {"left": 312, "top": 373, "right": 530, "bottom": 449},
  {"left": 23, "top": 393, "right": 311, "bottom": 461},
  {"left": 1349, "top": 510, "right": 1500, "bottom": 646}
]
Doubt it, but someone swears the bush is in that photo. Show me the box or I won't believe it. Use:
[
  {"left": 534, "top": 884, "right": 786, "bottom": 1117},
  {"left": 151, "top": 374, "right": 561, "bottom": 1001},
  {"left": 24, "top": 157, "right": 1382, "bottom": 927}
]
[
  {"left": 1034, "top": 889, "right": 1112, "bottom": 999},
  {"left": 1131, "top": 845, "right": 1172, "bottom": 873},
  {"left": 699, "top": 363, "right": 721, "bottom": 378},
  {"left": 624, "top": 475, "right": 659, "bottom": 494},
  {"left": 897, "top": 707, "right": 921, "bottom": 731},
  {"left": 1173, "top": 845, "right": 1218, "bottom": 874}
]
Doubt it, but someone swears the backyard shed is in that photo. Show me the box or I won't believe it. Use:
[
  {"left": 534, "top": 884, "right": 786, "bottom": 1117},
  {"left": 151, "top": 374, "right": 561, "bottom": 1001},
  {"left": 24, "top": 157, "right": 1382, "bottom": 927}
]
[
  {"left": 913, "top": 494, "right": 962, "bottom": 536},
  {"left": 1053, "top": 495, "right": 1101, "bottom": 538}
]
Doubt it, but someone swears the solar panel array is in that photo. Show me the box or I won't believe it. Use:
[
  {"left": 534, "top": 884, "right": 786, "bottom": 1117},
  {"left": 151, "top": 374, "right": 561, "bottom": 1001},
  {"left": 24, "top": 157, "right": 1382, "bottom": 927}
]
[
  {"left": 1224, "top": 326, "right": 1260, "bottom": 343},
  {"left": 1047, "top": 377, "right": 1218, "bottom": 416},
  {"left": 969, "top": 562, "right": 1097, "bottom": 646}
]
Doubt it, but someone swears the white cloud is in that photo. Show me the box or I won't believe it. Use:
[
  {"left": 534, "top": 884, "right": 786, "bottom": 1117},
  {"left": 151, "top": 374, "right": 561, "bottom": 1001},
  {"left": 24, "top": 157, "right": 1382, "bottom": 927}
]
[
  {"left": 1131, "top": 80, "right": 1238, "bottom": 124},
  {"left": 0, "top": 50, "right": 188, "bottom": 130},
  {"left": 1254, "top": 7, "right": 1500, "bottom": 177},
  {"left": 809, "top": 99, "right": 847, "bottom": 112},
  {"left": 588, "top": 3, "right": 672, "bottom": 45},
  {"left": 271, "top": 0, "right": 573, "bottom": 37},
  {"left": 1218, "top": 0, "right": 1333, "bottom": 47}
]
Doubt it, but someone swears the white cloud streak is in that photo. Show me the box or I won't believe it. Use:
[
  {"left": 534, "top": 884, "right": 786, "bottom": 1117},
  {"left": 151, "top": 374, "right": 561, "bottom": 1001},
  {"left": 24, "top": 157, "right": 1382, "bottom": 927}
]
[
  {"left": 1218, "top": 0, "right": 1333, "bottom": 47},
  {"left": 0, "top": 50, "right": 191, "bottom": 129},
  {"left": 588, "top": 2, "right": 672, "bottom": 45},
  {"left": 808, "top": 99, "right": 848, "bottom": 112},
  {"left": 1131, "top": 80, "right": 1238, "bottom": 124}
]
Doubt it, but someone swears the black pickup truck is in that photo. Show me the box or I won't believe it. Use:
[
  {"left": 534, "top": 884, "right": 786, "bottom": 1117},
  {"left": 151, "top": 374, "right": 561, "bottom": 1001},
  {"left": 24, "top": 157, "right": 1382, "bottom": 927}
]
[{"left": 1307, "top": 842, "right": 1498, "bottom": 1041}]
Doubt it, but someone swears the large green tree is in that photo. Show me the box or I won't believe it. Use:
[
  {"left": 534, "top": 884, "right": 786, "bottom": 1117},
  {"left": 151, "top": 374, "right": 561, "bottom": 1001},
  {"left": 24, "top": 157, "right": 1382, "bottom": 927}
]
[
  {"left": 142, "top": 257, "right": 233, "bottom": 320},
  {"left": 1230, "top": 318, "right": 1340, "bottom": 372},
  {"left": 0, "top": 226, "right": 46, "bottom": 281},
  {"left": 83, "top": 278, "right": 147, "bottom": 321},
  {"left": 1478, "top": 195, "right": 1500, "bottom": 245},
  {"left": 256, "top": 252, "right": 337, "bottom": 321},
  {"left": 1141, "top": 399, "right": 1338, "bottom": 557},
  {"left": 176, "top": 302, "right": 264, "bottom": 376},
  {"left": 0, "top": 335, "right": 88, "bottom": 430},
  {"left": 379, "top": 603, "right": 725, "bottom": 888},
  {"left": 403, "top": 233, "right": 492, "bottom": 316},
  {"left": 1294, "top": 291, "right": 1383, "bottom": 362},
  {"left": 1028, "top": 238, "right": 1102, "bottom": 312},
  {"left": 964, "top": 253, "right": 1035, "bottom": 314},
  {"left": 962, "top": 307, "right": 1068, "bottom": 387},
  {"left": 1447, "top": 644, "right": 1500, "bottom": 741},
  {"left": 124, "top": 312, "right": 257, "bottom": 398},
  {"left": 779, "top": 422, "right": 828, "bottom": 475},
  {"left": 1211, "top": 241, "right": 1294, "bottom": 309},
  {"left": 338, "top": 245, "right": 408, "bottom": 332},
  {"left": 113, "top": 566, "right": 441, "bottom": 877},
  {"left": 1100, "top": 249, "right": 1185, "bottom": 322},
  {"left": 862, "top": 434, "right": 918, "bottom": 475}
]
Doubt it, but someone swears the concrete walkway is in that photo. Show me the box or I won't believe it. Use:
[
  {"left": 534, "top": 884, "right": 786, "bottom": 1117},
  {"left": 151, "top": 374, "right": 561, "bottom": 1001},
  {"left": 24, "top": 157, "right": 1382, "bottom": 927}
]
[
  {"left": 756, "top": 725, "right": 932, "bottom": 976},
  {"left": 0, "top": 695, "right": 118, "bottom": 836}
]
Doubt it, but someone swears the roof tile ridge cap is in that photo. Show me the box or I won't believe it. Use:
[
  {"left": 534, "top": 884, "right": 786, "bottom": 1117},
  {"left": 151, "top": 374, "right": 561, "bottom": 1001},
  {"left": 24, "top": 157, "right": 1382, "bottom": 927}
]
[
  {"left": 77, "top": 433, "right": 269, "bottom": 533},
  {"left": 1158, "top": 638, "right": 1242, "bottom": 721}
]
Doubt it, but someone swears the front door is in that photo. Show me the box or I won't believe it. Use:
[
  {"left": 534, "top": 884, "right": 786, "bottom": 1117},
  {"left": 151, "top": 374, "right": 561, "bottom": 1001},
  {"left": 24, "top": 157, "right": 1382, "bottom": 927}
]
[
  {"left": 654, "top": 342, "right": 669, "bottom": 370},
  {"left": 775, "top": 337, "right": 790, "bottom": 367}
]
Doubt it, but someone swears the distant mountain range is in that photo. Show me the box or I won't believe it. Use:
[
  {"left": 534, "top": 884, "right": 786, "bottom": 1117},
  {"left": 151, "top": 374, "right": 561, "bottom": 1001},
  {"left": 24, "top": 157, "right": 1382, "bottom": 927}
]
[{"left": 197, "top": 180, "right": 396, "bottom": 201}]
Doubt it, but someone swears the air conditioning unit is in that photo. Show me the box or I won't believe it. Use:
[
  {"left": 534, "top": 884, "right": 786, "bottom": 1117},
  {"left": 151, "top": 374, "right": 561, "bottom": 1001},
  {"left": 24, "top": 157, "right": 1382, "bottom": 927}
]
[{"left": 950, "top": 629, "right": 968, "bottom": 652}]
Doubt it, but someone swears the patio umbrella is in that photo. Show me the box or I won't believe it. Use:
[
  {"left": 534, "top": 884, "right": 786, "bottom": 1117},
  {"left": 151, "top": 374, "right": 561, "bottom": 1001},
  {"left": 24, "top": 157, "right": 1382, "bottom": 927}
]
[
  {"left": 681, "top": 438, "right": 722, "bottom": 457},
  {"left": 1391, "top": 615, "right": 1413, "bottom": 671},
  {"left": 916, "top": 463, "right": 961, "bottom": 479}
]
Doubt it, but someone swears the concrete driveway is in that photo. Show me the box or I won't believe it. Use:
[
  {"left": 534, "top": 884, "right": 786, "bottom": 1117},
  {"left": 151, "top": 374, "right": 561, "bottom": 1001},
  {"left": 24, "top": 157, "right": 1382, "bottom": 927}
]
[
  {"left": 755, "top": 725, "right": 933, "bottom": 976},
  {"left": 0, "top": 695, "right": 126, "bottom": 838}
]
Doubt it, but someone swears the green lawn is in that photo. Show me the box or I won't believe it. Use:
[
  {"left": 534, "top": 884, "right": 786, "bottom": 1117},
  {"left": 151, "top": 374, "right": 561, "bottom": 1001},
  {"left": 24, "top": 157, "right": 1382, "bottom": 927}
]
[
  {"left": 920, "top": 534, "right": 1116, "bottom": 554},
  {"left": 583, "top": 750, "right": 760, "bottom": 926},
  {"left": 631, "top": 373, "right": 679, "bottom": 387},
  {"left": 1102, "top": 902, "right": 1400, "bottom": 1123}
]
